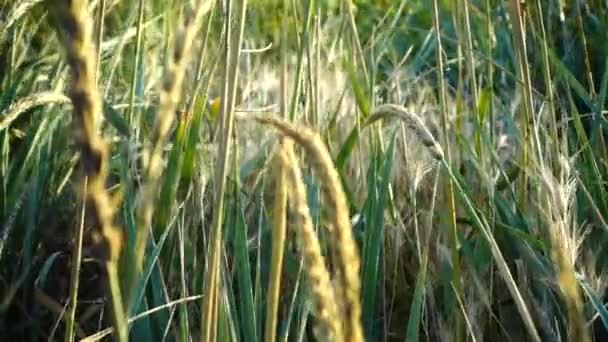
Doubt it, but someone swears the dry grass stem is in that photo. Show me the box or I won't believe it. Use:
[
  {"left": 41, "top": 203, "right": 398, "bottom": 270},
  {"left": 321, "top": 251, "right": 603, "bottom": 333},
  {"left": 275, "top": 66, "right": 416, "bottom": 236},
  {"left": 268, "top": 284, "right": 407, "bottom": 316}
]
[{"left": 263, "top": 142, "right": 288, "bottom": 342}]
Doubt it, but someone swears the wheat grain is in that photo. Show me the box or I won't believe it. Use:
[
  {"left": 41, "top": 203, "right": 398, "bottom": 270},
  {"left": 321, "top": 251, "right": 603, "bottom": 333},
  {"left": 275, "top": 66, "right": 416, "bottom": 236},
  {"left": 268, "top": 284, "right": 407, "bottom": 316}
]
[{"left": 539, "top": 165, "right": 590, "bottom": 342}]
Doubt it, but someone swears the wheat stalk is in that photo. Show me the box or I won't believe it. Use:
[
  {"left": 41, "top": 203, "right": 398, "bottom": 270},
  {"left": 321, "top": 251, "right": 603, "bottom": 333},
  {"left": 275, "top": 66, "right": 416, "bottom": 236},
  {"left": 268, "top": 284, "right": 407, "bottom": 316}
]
[{"left": 364, "top": 104, "right": 444, "bottom": 160}]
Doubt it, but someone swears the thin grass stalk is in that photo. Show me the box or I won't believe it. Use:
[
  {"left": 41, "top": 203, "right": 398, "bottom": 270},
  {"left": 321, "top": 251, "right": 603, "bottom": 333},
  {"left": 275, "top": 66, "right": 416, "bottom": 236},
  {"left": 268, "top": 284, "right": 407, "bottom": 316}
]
[
  {"left": 264, "top": 5, "right": 290, "bottom": 341},
  {"left": 201, "top": 0, "right": 234, "bottom": 335},
  {"left": 280, "top": 141, "right": 344, "bottom": 342},
  {"left": 130, "top": 0, "right": 212, "bottom": 307},
  {"left": 452, "top": 0, "right": 465, "bottom": 133},
  {"left": 237, "top": 114, "right": 363, "bottom": 341},
  {"left": 533, "top": 0, "right": 560, "bottom": 168},
  {"left": 573, "top": 0, "right": 607, "bottom": 159},
  {"left": 94, "top": 0, "right": 105, "bottom": 83},
  {"left": 127, "top": 0, "right": 146, "bottom": 127},
  {"left": 484, "top": 0, "right": 498, "bottom": 334},
  {"left": 343, "top": 0, "right": 368, "bottom": 85},
  {"left": 287, "top": 0, "right": 314, "bottom": 122},
  {"left": 574, "top": 1, "right": 595, "bottom": 100},
  {"left": 264, "top": 147, "right": 288, "bottom": 342},
  {"left": 406, "top": 167, "right": 440, "bottom": 341},
  {"left": 461, "top": 0, "right": 481, "bottom": 160},
  {"left": 314, "top": 6, "right": 321, "bottom": 129},
  {"left": 185, "top": 1, "right": 218, "bottom": 115},
  {"left": 431, "top": 1, "right": 464, "bottom": 340},
  {"left": 507, "top": 0, "right": 538, "bottom": 206},
  {"left": 200, "top": 1, "right": 248, "bottom": 341},
  {"left": 485, "top": 0, "right": 495, "bottom": 145},
  {"left": 65, "top": 178, "right": 87, "bottom": 342},
  {"left": 49, "top": 0, "right": 127, "bottom": 340},
  {"left": 80, "top": 294, "right": 205, "bottom": 342}
]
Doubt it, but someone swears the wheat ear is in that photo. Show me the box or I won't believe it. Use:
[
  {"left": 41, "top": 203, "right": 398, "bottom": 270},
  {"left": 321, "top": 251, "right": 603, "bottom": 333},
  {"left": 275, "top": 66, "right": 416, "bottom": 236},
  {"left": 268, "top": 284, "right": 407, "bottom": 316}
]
[
  {"left": 130, "top": 0, "right": 212, "bottom": 304},
  {"left": 0, "top": 92, "right": 70, "bottom": 130},
  {"left": 240, "top": 114, "right": 363, "bottom": 342},
  {"left": 50, "top": 0, "right": 127, "bottom": 340},
  {"left": 278, "top": 140, "right": 344, "bottom": 342}
]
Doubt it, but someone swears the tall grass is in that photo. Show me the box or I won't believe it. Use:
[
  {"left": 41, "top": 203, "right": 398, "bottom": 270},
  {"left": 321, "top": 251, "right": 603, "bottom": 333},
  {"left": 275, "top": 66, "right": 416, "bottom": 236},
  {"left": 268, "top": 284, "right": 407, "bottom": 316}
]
[{"left": 3, "top": 0, "right": 608, "bottom": 341}]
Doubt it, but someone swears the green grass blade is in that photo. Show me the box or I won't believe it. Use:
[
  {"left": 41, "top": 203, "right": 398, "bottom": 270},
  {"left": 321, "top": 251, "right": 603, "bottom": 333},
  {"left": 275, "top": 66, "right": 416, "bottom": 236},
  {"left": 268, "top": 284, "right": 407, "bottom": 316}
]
[
  {"left": 361, "top": 131, "right": 396, "bottom": 340},
  {"left": 233, "top": 187, "right": 257, "bottom": 341}
]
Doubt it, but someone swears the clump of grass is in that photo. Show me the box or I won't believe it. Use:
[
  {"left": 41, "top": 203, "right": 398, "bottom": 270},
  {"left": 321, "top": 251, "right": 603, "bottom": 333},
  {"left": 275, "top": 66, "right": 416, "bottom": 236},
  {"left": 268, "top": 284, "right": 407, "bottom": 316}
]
[
  {"left": 277, "top": 139, "right": 343, "bottom": 342},
  {"left": 355, "top": 103, "right": 541, "bottom": 341},
  {"left": 200, "top": 0, "right": 249, "bottom": 340},
  {"left": 49, "top": 0, "right": 127, "bottom": 340}
]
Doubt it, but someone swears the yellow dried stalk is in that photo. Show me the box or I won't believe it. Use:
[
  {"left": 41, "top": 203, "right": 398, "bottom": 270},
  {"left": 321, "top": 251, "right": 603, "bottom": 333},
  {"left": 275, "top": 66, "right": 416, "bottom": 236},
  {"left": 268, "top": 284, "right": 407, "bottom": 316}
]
[
  {"left": 264, "top": 140, "right": 289, "bottom": 342},
  {"left": 278, "top": 140, "right": 344, "bottom": 342}
]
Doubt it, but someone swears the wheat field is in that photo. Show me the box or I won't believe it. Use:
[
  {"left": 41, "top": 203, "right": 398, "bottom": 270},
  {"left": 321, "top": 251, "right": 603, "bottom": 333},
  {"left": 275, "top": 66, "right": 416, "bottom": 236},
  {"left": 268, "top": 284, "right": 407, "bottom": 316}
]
[{"left": 1, "top": 0, "right": 608, "bottom": 341}]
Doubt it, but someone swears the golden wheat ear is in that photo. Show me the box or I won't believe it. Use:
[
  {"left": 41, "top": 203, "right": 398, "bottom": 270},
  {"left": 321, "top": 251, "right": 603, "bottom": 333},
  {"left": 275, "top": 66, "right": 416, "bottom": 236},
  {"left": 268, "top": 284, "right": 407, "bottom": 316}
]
[
  {"left": 277, "top": 140, "right": 344, "bottom": 342},
  {"left": 240, "top": 114, "right": 363, "bottom": 342},
  {"left": 49, "top": 0, "right": 127, "bottom": 340}
]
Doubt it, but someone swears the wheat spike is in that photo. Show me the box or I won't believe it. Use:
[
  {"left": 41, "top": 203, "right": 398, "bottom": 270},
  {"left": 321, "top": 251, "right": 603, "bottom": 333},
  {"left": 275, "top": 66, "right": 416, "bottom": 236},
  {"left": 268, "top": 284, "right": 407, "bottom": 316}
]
[
  {"left": 278, "top": 140, "right": 344, "bottom": 342},
  {"left": 240, "top": 114, "right": 363, "bottom": 342},
  {"left": 131, "top": 0, "right": 213, "bottom": 303},
  {"left": 50, "top": 0, "right": 127, "bottom": 340}
]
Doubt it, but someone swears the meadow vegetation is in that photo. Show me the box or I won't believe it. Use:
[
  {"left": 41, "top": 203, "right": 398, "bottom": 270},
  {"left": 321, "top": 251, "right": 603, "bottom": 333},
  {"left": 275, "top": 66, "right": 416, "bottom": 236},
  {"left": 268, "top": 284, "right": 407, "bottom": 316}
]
[{"left": 2, "top": 0, "right": 608, "bottom": 341}]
